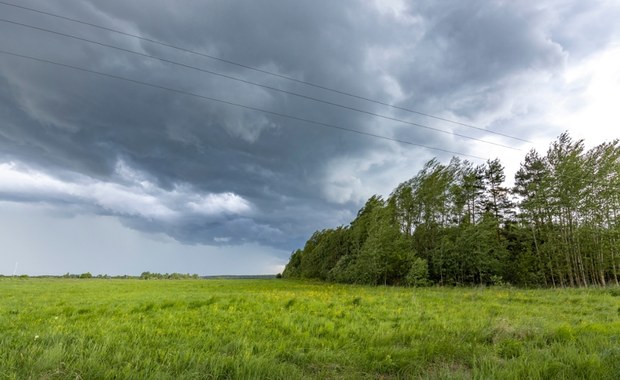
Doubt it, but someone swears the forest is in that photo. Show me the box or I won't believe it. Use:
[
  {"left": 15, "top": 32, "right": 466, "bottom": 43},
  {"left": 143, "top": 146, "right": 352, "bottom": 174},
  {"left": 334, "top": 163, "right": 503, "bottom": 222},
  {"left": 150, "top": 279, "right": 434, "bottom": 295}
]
[{"left": 283, "top": 133, "right": 620, "bottom": 287}]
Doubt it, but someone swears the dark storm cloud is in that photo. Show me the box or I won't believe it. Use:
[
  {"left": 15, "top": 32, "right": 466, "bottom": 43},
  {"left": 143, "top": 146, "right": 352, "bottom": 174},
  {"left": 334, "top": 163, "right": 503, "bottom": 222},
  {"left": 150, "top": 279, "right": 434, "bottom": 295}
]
[
  {"left": 385, "top": 2, "right": 566, "bottom": 128},
  {"left": 0, "top": 0, "right": 618, "bottom": 252}
]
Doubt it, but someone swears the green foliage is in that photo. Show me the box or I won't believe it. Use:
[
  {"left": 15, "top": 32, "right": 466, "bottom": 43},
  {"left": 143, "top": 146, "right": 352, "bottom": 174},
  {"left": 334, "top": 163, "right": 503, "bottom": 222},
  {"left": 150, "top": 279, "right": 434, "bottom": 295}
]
[
  {"left": 406, "top": 257, "right": 429, "bottom": 287},
  {"left": 282, "top": 249, "right": 303, "bottom": 278},
  {"left": 326, "top": 253, "right": 358, "bottom": 283},
  {"left": 1, "top": 278, "right": 619, "bottom": 379},
  {"left": 139, "top": 272, "right": 200, "bottom": 280},
  {"left": 352, "top": 203, "right": 413, "bottom": 285},
  {"left": 286, "top": 133, "right": 620, "bottom": 288}
]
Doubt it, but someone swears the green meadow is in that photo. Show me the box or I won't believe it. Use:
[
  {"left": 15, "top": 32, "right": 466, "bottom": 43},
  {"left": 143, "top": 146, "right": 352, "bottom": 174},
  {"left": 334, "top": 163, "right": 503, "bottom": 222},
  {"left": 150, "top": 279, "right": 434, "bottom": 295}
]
[{"left": 1, "top": 279, "right": 619, "bottom": 379}]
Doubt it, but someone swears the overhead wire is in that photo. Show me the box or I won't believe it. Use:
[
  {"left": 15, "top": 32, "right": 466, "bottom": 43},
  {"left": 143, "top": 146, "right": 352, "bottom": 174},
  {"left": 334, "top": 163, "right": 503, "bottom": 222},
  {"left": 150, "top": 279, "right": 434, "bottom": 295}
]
[
  {"left": 0, "top": 0, "right": 531, "bottom": 144},
  {"left": 0, "top": 49, "right": 488, "bottom": 160},
  {"left": 0, "top": 18, "right": 519, "bottom": 151}
]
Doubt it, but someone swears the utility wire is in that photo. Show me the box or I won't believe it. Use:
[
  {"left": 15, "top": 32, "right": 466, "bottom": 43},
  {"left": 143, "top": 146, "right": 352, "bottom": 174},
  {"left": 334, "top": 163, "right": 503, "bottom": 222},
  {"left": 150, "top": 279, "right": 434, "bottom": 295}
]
[
  {"left": 0, "top": 49, "right": 488, "bottom": 160},
  {"left": 0, "top": 18, "right": 519, "bottom": 151},
  {"left": 0, "top": 0, "right": 531, "bottom": 144}
]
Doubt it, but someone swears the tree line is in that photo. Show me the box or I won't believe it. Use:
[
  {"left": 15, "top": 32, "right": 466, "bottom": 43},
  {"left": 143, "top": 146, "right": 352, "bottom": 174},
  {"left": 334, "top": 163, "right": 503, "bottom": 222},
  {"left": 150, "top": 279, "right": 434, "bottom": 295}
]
[{"left": 283, "top": 133, "right": 620, "bottom": 287}]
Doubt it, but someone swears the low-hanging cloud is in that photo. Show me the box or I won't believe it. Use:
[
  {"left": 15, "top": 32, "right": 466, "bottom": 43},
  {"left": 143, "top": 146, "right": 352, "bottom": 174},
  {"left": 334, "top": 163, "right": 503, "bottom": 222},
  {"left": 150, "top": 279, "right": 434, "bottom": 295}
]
[{"left": 0, "top": 160, "right": 252, "bottom": 236}]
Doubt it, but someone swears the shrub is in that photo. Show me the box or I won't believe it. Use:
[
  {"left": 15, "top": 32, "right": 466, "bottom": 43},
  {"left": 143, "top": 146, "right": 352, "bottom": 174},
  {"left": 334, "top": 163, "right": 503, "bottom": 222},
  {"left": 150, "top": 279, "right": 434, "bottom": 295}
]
[{"left": 405, "top": 258, "right": 429, "bottom": 287}]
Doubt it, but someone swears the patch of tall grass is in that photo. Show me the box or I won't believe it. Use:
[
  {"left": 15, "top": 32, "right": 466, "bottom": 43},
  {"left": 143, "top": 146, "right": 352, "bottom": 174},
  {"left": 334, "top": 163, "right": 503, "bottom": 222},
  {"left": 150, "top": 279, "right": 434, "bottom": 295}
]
[{"left": 0, "top": 278, "right": 618, "bottom": 379}]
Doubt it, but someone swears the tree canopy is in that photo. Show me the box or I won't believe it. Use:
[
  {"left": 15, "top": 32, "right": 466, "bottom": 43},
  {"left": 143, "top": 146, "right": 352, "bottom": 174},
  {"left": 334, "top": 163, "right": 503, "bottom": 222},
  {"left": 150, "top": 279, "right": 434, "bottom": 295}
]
[{"left": 283, "top": 134, "right": 620, "bottom": 287}]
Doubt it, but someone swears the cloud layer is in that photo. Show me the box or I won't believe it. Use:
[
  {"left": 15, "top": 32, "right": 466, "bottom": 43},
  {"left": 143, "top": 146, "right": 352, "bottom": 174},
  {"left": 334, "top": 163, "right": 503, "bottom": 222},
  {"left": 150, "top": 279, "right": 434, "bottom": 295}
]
[{"left": 0, "top": 0, "right": 619, "bottom": 258}]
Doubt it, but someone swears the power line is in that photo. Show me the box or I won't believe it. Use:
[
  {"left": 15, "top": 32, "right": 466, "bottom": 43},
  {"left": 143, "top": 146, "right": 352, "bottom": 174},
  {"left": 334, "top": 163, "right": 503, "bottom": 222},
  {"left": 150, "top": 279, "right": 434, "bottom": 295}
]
[
  {"left": 0, "top": 18, "right": 520, "bottom": 151},
  {"left": 0, "top": 0, "right": 531, "bottom": 144},
  {"left": 0, "top": 49, "right": 488, "bottom": 160}
]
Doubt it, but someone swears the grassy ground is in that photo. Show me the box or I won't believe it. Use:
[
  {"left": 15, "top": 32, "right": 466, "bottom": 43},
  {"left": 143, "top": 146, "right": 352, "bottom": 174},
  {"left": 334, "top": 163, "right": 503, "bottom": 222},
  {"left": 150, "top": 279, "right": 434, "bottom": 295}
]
[{"left": 0, "top": 278, "right": 619, "bottom": 379}]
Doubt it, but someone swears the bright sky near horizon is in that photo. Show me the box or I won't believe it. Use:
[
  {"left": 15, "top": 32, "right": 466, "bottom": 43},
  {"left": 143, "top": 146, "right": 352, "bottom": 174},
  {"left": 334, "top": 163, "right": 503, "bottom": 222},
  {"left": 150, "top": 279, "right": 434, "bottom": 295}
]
[{"left": 0, "top": 0, "right": 619, "bottom": 275}]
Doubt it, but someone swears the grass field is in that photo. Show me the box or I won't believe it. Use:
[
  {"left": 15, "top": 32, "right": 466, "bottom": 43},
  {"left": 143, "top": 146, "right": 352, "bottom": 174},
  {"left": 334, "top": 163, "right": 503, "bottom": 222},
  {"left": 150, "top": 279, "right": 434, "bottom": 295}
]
[{"left": 1, "top": 278, "right": 619, "bottom": 379}]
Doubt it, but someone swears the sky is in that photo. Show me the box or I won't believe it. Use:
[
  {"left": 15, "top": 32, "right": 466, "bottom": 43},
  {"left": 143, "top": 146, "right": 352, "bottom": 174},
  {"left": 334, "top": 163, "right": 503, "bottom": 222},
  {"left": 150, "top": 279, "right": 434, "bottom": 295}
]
[{"left": 0, "top": 0, "right": 619, "bottom": 276}]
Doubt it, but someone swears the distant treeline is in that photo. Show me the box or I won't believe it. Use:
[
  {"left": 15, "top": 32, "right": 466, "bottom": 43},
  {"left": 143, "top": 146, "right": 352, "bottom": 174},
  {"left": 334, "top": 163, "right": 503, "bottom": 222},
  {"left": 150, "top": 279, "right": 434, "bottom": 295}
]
[
  {"left": 139, "top": 272, "right": 200, "bottom": 280},
  {"left": 0, "top": 272, "right": 201, "bottom": 279},
  {"left": 1, "top": 273, "right": 279, "bottom": 280},
  {"left": 283, "top": 133, "right": 620, "bottom": 287},
  {"left": 61, "top": 272, "right": 201, "bottom": 279}
]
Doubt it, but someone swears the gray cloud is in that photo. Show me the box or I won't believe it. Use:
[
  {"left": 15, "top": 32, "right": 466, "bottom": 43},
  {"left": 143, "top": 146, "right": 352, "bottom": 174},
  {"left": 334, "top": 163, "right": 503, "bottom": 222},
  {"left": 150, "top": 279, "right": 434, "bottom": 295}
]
[{"left": 0, "top": 0, "right": 619, "bottom": 258}]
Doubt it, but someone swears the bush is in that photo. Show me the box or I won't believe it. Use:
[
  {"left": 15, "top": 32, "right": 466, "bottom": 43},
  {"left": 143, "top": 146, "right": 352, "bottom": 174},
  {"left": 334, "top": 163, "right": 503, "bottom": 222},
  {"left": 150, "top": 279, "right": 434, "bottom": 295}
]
[{"left": 405, "top": 258, "right": 429, "bottom": 287}]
